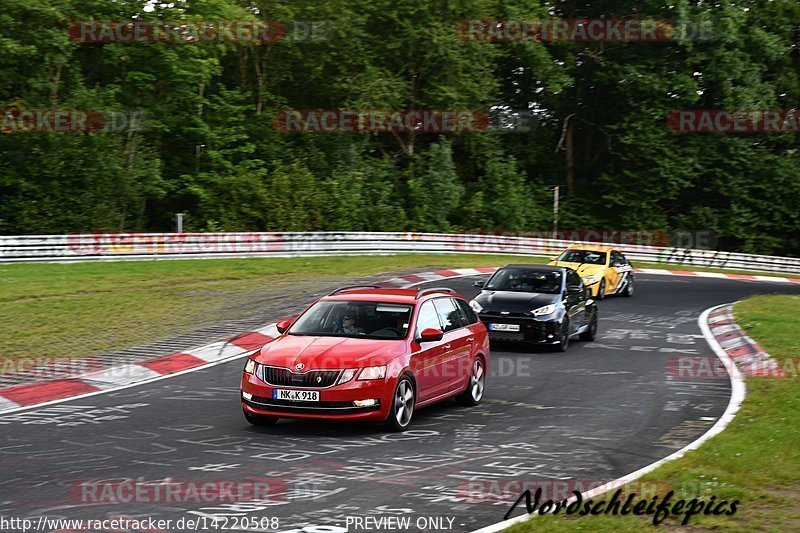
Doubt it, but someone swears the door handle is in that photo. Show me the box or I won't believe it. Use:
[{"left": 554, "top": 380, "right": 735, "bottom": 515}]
[
  {"left": 467, "top": 337, "right": 474, "bottom": 343},
  {"left": 443, "top": 344, "right": 451, "bottom": 350}
]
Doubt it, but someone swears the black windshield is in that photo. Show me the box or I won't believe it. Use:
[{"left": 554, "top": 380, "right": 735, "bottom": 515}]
[{"left": 485, "top": 268, "right": 562, "bottom": 294}]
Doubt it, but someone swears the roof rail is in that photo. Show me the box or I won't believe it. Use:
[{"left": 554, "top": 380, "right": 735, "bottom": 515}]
[
  {"left": 415, "top": 287, "right": 456, "bottom": 299},
  {"left": 328, "top": 285, "right": 382, "bottom": 296}
]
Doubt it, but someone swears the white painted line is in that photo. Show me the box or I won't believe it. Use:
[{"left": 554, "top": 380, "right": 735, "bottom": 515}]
[
  {"left": 81, "top": 364, "right": 163, "bottom": 388},
  {"left": 710, "top": 324, "right": 739, "bottom": 335},
  {"left": 693, "top": 272, "right": 729, "bottom": 279},
  {"left": 254, "top": 324, "right": 280, "bottom": 337},
  {"left": 189, "top": 341, "right": 252, "bottom": 362},
  {"left": 470, "top": 304, "right": 746, "bottom": 533},
  {"left": 0, "top": 397, "right": 22, "bottom": 411},
  {"left": 414, "top": 272, "right": 448, "bottom": 282},
  {"left": 453, "top": 268, "right": 484, "bottom": 276},
  {"left": 754, "top": 275, "right": 790, "bottom": 283}
]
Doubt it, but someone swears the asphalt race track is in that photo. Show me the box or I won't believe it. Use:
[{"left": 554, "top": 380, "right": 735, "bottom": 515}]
[{"left": 1, "top": 273, "right": 799, "bottom": 533}]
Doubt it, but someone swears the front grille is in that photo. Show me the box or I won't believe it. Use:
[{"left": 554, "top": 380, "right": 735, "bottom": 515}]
[
  {"left": 489, "top": 331, "right": 525, "bottom": 341},
  {"left": 259, "top": 366, "right": 341, "bottom": 388}
]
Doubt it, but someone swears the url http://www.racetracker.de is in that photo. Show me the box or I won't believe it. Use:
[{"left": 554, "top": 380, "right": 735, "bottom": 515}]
[{"left": 0, "top": 515, "right": 281, "bottom": 532}]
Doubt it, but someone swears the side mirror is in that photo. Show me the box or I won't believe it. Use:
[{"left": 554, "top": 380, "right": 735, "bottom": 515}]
[
  {"left": 551, "top": 256, "right": 559, "bottom": 262},
  {"left": 276, "top": 318, "right": 294, "bottom": 334},
  {"left": 472, "top": 280, "right": 485, "bottom": 289},
  {"left": 418, "top": 328, "right": 444, "bottom": 342}
]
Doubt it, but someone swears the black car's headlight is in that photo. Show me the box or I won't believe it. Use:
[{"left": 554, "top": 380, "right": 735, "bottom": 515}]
[
  {"left": 530, "top": 304, "right": 556, "bottom": 317},
  {"left": 469, "top": 300, "right": 484, "bottom": 313}
]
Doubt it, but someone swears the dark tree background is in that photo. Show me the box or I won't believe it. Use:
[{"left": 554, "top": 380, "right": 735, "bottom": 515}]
[{"left": 1, "top": 0, "right": 798, "bottom": 255}]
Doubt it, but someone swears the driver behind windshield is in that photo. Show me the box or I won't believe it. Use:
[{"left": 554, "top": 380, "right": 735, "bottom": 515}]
[
  {"left": 487, "top": 269, "right": 561, "bottom": 293},
  {"left": 341, "top": 314, "right": 365, "bottom": 335}
]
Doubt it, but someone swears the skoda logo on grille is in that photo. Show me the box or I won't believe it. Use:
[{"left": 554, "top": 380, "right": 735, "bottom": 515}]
[
  {"left": 295, "top": 363, "right": 305, "bottom": 371},
  {"left": 316, "top": 376, "right": 323, "bottom": 383}
]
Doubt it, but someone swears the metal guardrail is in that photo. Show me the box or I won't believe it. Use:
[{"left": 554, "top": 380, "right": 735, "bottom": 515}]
[{"left": 0, "top": 232, "right": 798, "bottom": 275}]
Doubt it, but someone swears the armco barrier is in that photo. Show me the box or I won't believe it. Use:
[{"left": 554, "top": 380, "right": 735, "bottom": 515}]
[{"left": 0, "top": 232, "right": 799, "bottom": 274}]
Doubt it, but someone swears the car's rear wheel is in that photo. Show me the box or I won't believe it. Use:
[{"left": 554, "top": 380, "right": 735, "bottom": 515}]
[
  {"left": 597, "top": 279, "right": 606, "bottom": 300},
  {"left": 383, "top": 377, "right": 415, "bottom": 432},
  {"left": 580, "top": 310, "right": 598, "bottom": 341},
  {"left": 553, "top": 319, "right": 570, "bottom": 352},
  {"left": 621, "top": 277, "right": 634, "bottom": 297},
  {"left": 456, "top": 357, "right": 485, "bottom": 406},
  {"left": 243, "top": 409, "right": 278, "bottom": 426}
]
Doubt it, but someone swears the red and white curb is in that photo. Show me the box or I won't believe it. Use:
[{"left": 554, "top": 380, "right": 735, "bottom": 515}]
[
  {"left": 1, "top": 265, "right": 793, "bottom": 414},
  {"left": 0, "top": 324, "right": 279, "bottom": 413},
  {"left": 707, "top": 305, "right": 784, "bottom": 377}
]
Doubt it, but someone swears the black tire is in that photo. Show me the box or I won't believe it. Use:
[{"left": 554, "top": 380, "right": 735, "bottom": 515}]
[
  {"left": 243, "top": 409, "right": 278, "bottom": 426},
  {"left": 597, "top": 279, "right": 606, "bottom": 300},
  {"left": 552, "top": 319, "right": 570, "bottom": 352},
  {"left": 621, "top": 276, "right": 634, "bottom": 297},
  {"left": 579, "top": 310, "right": 598, "bottom": 341},
  {"left": 383, "top": 376, "right": 416, "bottom": 432},
  {"left": 456, "top": 357, "right": 486, "bottom": 406}
]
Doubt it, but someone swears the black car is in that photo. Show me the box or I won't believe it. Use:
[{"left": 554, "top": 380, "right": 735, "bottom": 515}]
[{"left": 468, "top": 264, "right": 598, "bottom": 352}]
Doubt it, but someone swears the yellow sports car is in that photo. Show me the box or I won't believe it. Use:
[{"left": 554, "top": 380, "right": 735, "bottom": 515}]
[{"left": 548, "top": 245, "right": 635, "bottom": 299}]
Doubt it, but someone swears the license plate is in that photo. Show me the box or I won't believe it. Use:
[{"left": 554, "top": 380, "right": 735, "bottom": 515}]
[
  {"left": 489, "top": 323, "right": 520, "bottom": 332},
  {"left": 273, "top": 389, "right": 319, "bottom": 402}
]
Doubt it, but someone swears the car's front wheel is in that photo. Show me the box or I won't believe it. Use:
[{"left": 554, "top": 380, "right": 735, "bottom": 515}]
[
  {"left": 580, "top": 310, "right": 598, "bottom": 341},
  {"left": 621, "top": 277, "right": 634, "bottom": 297},
  {"left": 243, "top": 409, "right": 278, "bottom": 427},
  {"left": 383, "top": 376, "right": 416, "bottom": 432},
  {"left": 553, "top": 319, "right": 570, "bottom": 352},
  {"left": 456, "top": 357, "right": 485, "bottom": 406},
  {"left": 597, "top": 279, "right": 606, "bottom": 300}
]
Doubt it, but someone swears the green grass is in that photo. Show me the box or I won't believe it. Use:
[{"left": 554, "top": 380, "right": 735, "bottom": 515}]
[
  {"left": 504, "top": 294, "right": 800, "bottom": 532},
  {"left": 0, "top": 254, "right": 535, "bottom": 360},
  {"left": 0, "top": 252, "right": 794, "bottom": 362}
]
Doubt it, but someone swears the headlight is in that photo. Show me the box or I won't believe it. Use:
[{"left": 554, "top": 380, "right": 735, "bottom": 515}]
[
  {"left": 244, "top": 359, "right": 257, "bottom": 374},
  {"left": 337, "top": 368, "right": 358, "bottom": 385},
  {"left": 469, "top": 300, "right": 484, "bottom": 313},
  {"left": 358, "top": 366, "right": 387, "bottom": 380},
  {"left": 583, "top": 275, "right": 600, "bottom": 284},
  {"left": 531, "top": 304, "right": 556, "bottom": 317}
]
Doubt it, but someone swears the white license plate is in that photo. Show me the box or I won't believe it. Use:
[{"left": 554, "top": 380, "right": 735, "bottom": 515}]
[
  {"left": 273, "top": 389, "right": 320, "bottom": 402},
  {"left": 490, "top": 323, "right": 520, "bottom": 332}
]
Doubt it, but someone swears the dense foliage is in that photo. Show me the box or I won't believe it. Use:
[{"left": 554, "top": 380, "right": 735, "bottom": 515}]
[{"left": 1, "top": 0, "right": 798, "bottom": 255}]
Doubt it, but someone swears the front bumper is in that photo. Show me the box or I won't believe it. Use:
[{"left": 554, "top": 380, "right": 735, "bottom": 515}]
[
  {"left": 478, "top": 314, "right": 562, "bottom": 344},
  {"left": 241, "top": 371, "right": 391, "bottom": 421}
]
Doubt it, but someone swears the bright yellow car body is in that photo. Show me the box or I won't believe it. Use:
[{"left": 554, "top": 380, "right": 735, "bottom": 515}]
[{"left": 548, "top": 244, "right": 635, "bottom": 299}]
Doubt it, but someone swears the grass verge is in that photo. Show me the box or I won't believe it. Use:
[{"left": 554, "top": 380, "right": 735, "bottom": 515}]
[
  {"left": 0, "top": 253, "right": 794, "bottom": 362},
  {"left": 0, "top": 254, "right": 535, "bottom": 361},
  {"left": 503, "top": 294, "right": 800, "bottom": 532}
]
